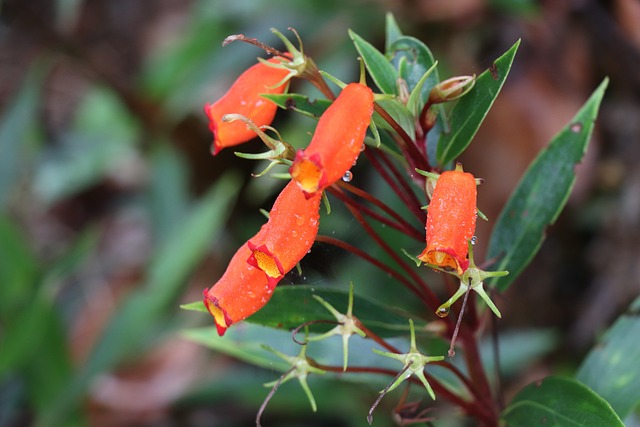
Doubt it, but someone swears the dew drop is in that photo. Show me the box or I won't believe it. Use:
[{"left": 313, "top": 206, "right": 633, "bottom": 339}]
[
  {"left": 471, "top": 235, "right": 477, "bottom": 245},
  {"left": 436, "top": 306, "right": 450, "bottom": 318},
  {"left": 570, "top": 122, "right": 583, "bottom": 133},
  {"left": 342, "top": 170, "right": 353, "bottom": 182}
]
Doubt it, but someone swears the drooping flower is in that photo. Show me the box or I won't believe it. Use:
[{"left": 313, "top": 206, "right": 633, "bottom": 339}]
[
  {"left": 289, "top": 83, "right": 374, "bottom": 198},
  {"left": 418, "top": 164, "right": 477, "bottom": 275},
  {"left": 203, "top": 180, "right": 321, "bottom": 335},
  {"left": 202, "top": 244, "right": 271, "bottom": 336},
  {"left": 247, "top": 180, "right": 322, "bottom": 287},
  {"left": 204, "top": 57, "right": 290, "bottom": 155}
]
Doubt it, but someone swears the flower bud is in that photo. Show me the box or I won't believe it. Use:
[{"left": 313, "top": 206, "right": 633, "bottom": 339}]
[
  {"left": 428, "top": 75, "right": 475, "bottom": 104},
  {"left": 204, "top": 57, "right": 290, "bottom": 155},
  {"left": 418, "top": 164, "right": 477, "bottom": 275},
  {"left": 289, "top": 83, "right": 374, "bottom": 198}
]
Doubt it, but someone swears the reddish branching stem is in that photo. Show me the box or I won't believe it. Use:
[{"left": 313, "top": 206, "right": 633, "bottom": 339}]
[
  {"left": 364, "top": 149, "right": 426, "bottom": 223},
  {"left": 330, "top": 183, "right": 423, "bottom": 241},
  {"left": 373, "top": 103, "right": 429, "bottom": 172},
  {"left": 337, "top": 181, "right": 423, "bottom": 241},
  {"left": 329, "top": 188, "right": 440, "bottom": 309},
  {"left": 315, "top": 235, "right": 426, "bottom": 304}
]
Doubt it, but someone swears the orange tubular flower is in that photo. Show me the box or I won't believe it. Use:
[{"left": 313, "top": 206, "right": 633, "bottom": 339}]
[
  {"left": 204, "top": 57, "right": 290, "bottom": 155},
  {"left": 203, "top": 180, "right": 321, "bottom": 335},
  {"left": 202, "top": 244, "right": 270, "bottom": 336},
  {"left": 247, "top": 180, "right": 322, "bottom": 287},
  {"left": 289, "top": 83, "right": 374, "bottom": 198},
  {"left": 418, "top": 164, "right": 477, "bottom": 275}
]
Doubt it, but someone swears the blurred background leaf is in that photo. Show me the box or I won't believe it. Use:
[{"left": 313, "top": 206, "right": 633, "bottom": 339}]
[{"left": 576, "top": 295, "right": 640, "bottom": 420}]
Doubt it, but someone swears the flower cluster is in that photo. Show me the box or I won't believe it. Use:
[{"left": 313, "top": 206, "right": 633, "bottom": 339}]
[{"left": 202, "top": 54, "right": 374, "bottom": 336}]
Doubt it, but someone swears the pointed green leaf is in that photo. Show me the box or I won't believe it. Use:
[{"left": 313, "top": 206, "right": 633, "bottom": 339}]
[
  {"left": 184, "top": 325, "right": 291, "bottom": 372},
  {"left": 487, "top": 78, "right": 608, "bottom": 291},
  {"left": 188, "top": 285, "right": 414, "bottom": 338},
  {"left": 502, "top": 376, "right": 624, "bottom": 426},
  {"left": 249, "top": 286, "right": 413, "bottom": 337},
  {"left": 436, "top": 40, "right": 520, "bottom": 166},
  {"left": 261, "top": 93, "right": 332, "bottom": 119},
  {"left": 0, "top": 216, "right": 39, "bottom": 311},
  {"left": 388, "top": 36, "right": 440, "bottom": 111},
  {"left": 373, "top": 98, "right": 415, "bottom": 139},
  {"left": 576, "top": 295, "right": 640, "bottom": 419},
  {"left": 0, "top": 61, "right": 47, "bottom": 209},
  {"left": 181, "top": 301, "right": 208, "bottom": 313},
  {"left": 348, "top": 30, "right": 397, "bottom": 95},
  {"left": 385, "top": 13, "right": 403, "bottom": 51}
]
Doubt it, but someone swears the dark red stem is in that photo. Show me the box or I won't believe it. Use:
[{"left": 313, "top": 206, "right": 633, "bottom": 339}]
[
  {"left": 314, "top": 235, "right": 426, "bottom": 305},
  {"left": 330, "top": 183, "right": 423, "bottom": 241}
]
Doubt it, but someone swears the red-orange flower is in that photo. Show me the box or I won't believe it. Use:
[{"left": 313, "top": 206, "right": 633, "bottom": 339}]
[
  {"left": 418, "top": 164, "right": 477, "bottom": 275},
  {"left": 203, "top": 180, "right": 321, "bottom": 335},
  {"left": 289, "top": 83, "right": 374, "bottom": 198},
  {"left": 247, "top": 180, "right": 322, "bottom": 287},
  {"left": 202, "top": 244, "right": 270, "bottom": 336},
  {"left": 204, "top": 57, "right": 290, "bottom": 155}
]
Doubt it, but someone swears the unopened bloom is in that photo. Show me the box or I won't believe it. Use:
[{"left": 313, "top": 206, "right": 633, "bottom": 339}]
[
  {"left": 418, "top": 164, "right": 477, "bottom": 275},
  {"left": 205, "top": 57, "right": 290, "bottom": 155},
  {"left": 428, "top": 75, "right": 475, "bottom": 104},
  {"left": 289, "top": 83, "right": 374, "bottom": 198},
  {"left": 203, "top": 180, "right": 321, "bottom": 335}
]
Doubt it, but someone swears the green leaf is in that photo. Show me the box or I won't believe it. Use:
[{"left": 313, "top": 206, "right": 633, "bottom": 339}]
[
  {"left": 184, "top": 326, "right": 291, "bottom": 372},
  {"left": 487, "top": 78, "right": 608, "bottom": 291},
  {"left": 33, "top": 86, "right": 140, "bottom": 203},
  {"left": 348, "top": 30, "right": 397, "bottom": 95},
  {"left": 576, "top": 295, "right": 640, "bottom": 419},
  {"left": 0, "top": 61, "right": 47, "bottom": 209},
  {"left": 180, "top": 301, "right": 208, "bottom": 313},
  {"left": 0, "top": 216, "right": 39, "bottom": 313},
  {"left": 436, "top": 40, "right": 520, "bottom": 166},
  {"left": 384, "top": 13, "right": 403, "bottom": 52},
  {"left": 0, "top": 294, "right": 51, "bottom": 378},
  {"left": 248, "top": 285, "right": 413, "bottom": 337},
  {"left": 147, "top": 143, "right": 190, "bottom": 241},
  {"left": 373, "top": 98, "right": 415, "bottom": 139},
  {"left": 502, "top": 376, "right": 624, "bottom": 426},
  {"left": 184, "top": 322, "right": 408, "bottom": 376},
  {"left": 185, "top": 285, "right": 414, "bottom": 338},
  {"left": 388, "top": 36, "right": 440, "bottom": 113},
  {"left": 479, "top": 329, "right": 558, "bottom": 378},
  {"left": 261, "top": 93, "right": 332, "bottom": 119}
]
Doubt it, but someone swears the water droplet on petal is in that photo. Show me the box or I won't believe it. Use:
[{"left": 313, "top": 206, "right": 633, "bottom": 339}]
[
  {"left": 471, "top": 236, "right": 477, "bottom": 245},
  {"left": 342, "top": 171, "right": 353, "bottom": 182},
  {"left": 436, "top": 306, "right": 450, "bottom": 318}
]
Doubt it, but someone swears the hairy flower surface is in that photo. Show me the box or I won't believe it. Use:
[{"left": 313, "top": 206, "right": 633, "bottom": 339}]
[
  {"left": 205, "top": 57, "right": 290, "bottom": 155},
  {"left": 418, "top": 165, "right": 477, "bottom": 275},
  {"left": 289, "top": 83, "right": 374, "bottom": 198},
  {"left": 204, "top": 180, "right": 321, "bottom": 335}
]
